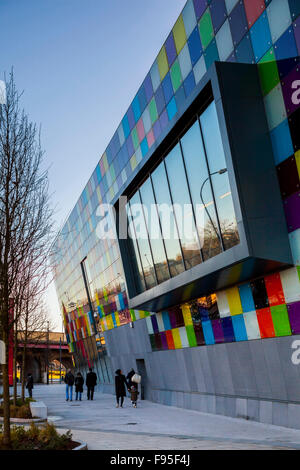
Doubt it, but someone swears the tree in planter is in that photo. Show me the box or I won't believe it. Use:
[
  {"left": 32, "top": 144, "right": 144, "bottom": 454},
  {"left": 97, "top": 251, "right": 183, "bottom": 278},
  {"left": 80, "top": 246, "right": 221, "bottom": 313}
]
[{"left": 0, "top": 72, "right": 53, "bottom": 448}]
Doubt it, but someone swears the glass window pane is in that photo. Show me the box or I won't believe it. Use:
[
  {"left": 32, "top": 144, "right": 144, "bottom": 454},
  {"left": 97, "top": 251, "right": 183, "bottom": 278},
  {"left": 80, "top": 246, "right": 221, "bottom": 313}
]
[
  {"left": 126, "top": 202, "right": 146, "bottom": 294},
  {"left": 165, "top": 143, "right": 202, "bottom": 269},
  {"left": 151, "top": 162, "right": 185, "bottom": 277},
  {"left": 129, "top": 193, "right": 157, "bottom": 289},
  {"left": 200, "top": 102, "right": 240, "bottom": 250},
  {"left": 139, "top": 178, "right": 170, "bottom": 283},
  {"left": 180, "top": 119, "right": 223, "bottom": 261}
]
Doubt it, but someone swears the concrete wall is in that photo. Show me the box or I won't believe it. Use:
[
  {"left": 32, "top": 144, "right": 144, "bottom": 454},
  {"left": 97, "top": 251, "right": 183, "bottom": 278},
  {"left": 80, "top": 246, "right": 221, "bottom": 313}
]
[{"left": 101, "top": 319, "right": 300, "bottom": 429}]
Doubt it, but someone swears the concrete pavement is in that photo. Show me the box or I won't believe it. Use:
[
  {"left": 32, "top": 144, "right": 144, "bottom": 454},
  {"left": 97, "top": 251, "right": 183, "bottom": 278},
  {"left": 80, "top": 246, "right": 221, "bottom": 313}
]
[{"left": 20, "top": 383, "right": 300, "bottom": 450}]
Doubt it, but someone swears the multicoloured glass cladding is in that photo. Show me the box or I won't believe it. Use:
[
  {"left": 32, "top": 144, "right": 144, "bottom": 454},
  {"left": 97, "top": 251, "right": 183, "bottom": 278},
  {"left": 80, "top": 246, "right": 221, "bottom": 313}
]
[{"left": 53, "top": 0, "right": 300, "bottom": 360}]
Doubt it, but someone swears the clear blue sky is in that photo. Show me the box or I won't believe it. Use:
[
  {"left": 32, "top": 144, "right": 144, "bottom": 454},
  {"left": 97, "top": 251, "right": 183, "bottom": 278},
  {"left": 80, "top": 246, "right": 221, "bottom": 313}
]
[{"left": 0, "top": 0, "right": 186, "bottom": 330}]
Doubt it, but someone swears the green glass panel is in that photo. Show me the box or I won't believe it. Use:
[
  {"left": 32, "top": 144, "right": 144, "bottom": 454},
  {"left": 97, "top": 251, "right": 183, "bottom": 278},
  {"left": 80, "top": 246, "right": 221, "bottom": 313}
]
[
  {"left": 149, "top": 98, "right": 158, "bottom": 124},
  {"left": 198, "top": 9, "right": 214, "bottom": 50},
  {"left": 132, "top": 127, "right": 139, "bottom": 150},
  {"left": 270, "top": 304, "right": 292, "bottom": 337},
  {"left": 186, "top": 325, "right": 197, "bottom": 347},
  {"left": 170, "top": 60, "right": 182, "bottom": 92},
  {"left": 149, "top": 334, "right": 156, "bottom": 350},
  {"left": 130, "top": 309, "right": 136, "bottom": 322},
  {"left": 297, "top": 266, "right": 300, "bottom": 282},
  {"left": 110, "top": 165, "right": 115, "bottom": 182},
  {"left": 258, "top": 48, "right": 280, "bottom": 96}
]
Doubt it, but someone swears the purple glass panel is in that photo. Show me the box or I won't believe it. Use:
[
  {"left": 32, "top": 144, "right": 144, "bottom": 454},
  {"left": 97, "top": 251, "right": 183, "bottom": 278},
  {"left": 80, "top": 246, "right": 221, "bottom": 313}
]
[
  {"left": 294, "top": 19, "right": 300, "bottom": 54},
  {"left": 193, "top": 0, "right": 208, "bottom": 20},
  {"left": 211, "top": 319, "right": 225, "bottom": 343},
  {"left": 281, "top": 65, "right": 300, "bottom": 116},
  {"left": 159, "top": 109, "right": 169, "bottom": 130},
  {"left": 151, "top": 315, "right": 159, "bottom": 334},
  {"left": 127, "top": 106, "right": 135, "bottom": 129},
  {"left": 160, "top": 332, "right": 169, "bottom": 350},
  {"left": 169, "top": 310, "right": 177, "bottom": 329},
  {"left": 209, "top": 0, "right": 227, "bottom": 33},
  {"left": 153, "top": 119, "right": 162, "bottom": 140},
  {"left": 165, "top": 32, "right": 177, "bottom": 67},
  {"left": 287, "top": 302, "right": 300, "bottom": 334},
  {"left": 283, "top": 192, "right": 300, "bottom": 232},
  {"left": 126, "top": 134, "right": 134, "bottom": 158},
  {"left": 154, "top": 333, "right": 162, "bottom": 350},
  {"left": 144, "top": 73, "right": 154, "bottom": 103},
  {"left": 221, "top": 317, "right": 235, "bottom": 342}
]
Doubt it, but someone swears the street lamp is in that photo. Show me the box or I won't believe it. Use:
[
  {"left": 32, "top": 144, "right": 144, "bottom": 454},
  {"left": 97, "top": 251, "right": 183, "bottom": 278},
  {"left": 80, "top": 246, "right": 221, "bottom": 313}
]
[{"left": 199, "top": 168, "right": 227, "bottom": 243}]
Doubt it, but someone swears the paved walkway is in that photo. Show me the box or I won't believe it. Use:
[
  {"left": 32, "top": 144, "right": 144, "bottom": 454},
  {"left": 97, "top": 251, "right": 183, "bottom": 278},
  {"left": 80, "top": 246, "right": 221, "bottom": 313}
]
[{"left": 15, "top": 383, "right": 300, "bottom": 450}]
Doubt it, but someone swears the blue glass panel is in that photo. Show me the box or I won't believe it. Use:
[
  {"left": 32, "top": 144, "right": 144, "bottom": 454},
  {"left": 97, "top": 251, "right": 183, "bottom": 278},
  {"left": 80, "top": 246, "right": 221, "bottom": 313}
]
[
  {"left": 229, "top": 1, "right": 248, "bottom": 46},
  {"left": 238, "top": 283, "right": 255, "bottom": 312},
  {"left": 126, "top": 134, "right": 134, "bottom": 158},
  {"left": 289, "top": 0, "right": 300, "bottom": 21},
  {"left": 155, "top": 84, "right": 165, "bottom": 116},
  {"left": 127, "top": 106, "right": 135, "bottom": 131},
  {"left": 141, "top": 137, "right": 149, "bottom": 157},
  {"left": 138, "top": 85, "right": 147, "bottom": 113},
  {"left": 175, "top": 84, "right": 186, "bottom": 111},
  {"left": 209, "top": 0, "right": 227, "bottom": 33},
  {"left": 165, "top": 32, "right": 177, "bottom": 67},
  {"left": 132, "top": 96, "right": 141, "bottom": 122},
  {"left": 204, "top": 38, "right": 219, "bottom": 69},
  {"left": 162, "top": 72, "right": 174, "bottom": 105},
  {"left": 122, "top": 115, "right": 130, "bottom": 139},
  {"left": 221, "top": 316, "right": 235, "bottom": 342},
  {"left": 270, "top": 119, "right": 294, "bottom": 164},
  {"left": 162, "top": 311, "right": 172, "bottom": 330},
  {"left": 167, "top": 97, "right": 177, "bottom": 120},
  {"left": 144, "top": 73, "right": 154, "bottom": 103},
  {"left": 96, "top": 165, "right": 102, "bottom": 183},
  {"left": 249, "top": 12, "right": 272, "bottom": 62},
  {"left": 231, "top": 314, "right": 248, "bottom": 341},
  {"left": 274, "top": 27, "right": 298, "bottom": 61},
  {"left": 188, "top": 26, "right": 203, "bottom": 66},
  {"left": 235, "top": 33, "right": 255, "bottom": 64},
  {"left": 202, "top": 319, "right": 215, "bottom": 344},
  {"left": 183, "top": 70, "right": 196, "bottom": 97}
]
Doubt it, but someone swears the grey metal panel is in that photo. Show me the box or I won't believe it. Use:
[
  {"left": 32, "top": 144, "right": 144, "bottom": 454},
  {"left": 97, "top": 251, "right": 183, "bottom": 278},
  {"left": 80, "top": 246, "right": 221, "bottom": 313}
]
[
  {"left": 272, "top": 402, "right": 288, "bottom": 427},
  {"left": 247, "top": 399, "right": 260, "bottom": 421},
  {"left": 236, "top": 398, "right": 247, "bottom": 418},
  {"left": 248, "top": 340, "right": 273, "bottom": 399},
  {"left": 175, "top": 349, "right": 193, "bottom": 392},
  {"left": 226, "top": 341, "right": 258, "bottom": 397},
  {"left": 274, "top": 336, "right": 300, "bottom": 403},
  {"left": 195, "top": 346, "right": 216, "bottom": 394},
  {"left": 288, "top": 404, "right": 300, "bottom": 430},
  {"left": 262, "top": 339, "right": 288, "bottom": 400},
  {"left": 181, "top": 348, "right": 198, "bottom": 392},
  {"left": 190, "top": 347, "right": 208, "bottom": 393},
  {"left": 206, "top": 344, "right": 234, "bottom": 395},
  {"left": 259, "top": 401, "right": 273, "bottom": 424}
]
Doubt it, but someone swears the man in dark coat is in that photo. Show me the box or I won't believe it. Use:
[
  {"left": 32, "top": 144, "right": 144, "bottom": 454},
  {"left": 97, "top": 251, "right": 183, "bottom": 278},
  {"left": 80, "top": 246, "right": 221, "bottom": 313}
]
[
  {"left": 64, "top": 369, "right": 75, "bottom": 401},
  {"left": 25, "top": 373, "right": 34, "bottom": 398},
  {"left": 86, "top": 367, "right": 97, "bottom": 400},
  {"left": 115, "top": 369, "right": 128, "bottom": 408}
]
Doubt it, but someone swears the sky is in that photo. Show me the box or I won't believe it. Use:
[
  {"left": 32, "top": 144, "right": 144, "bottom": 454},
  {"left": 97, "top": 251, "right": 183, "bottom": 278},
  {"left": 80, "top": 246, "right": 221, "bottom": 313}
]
[{"left": 0, "top": 0, "right": 187, "bottom": 331}]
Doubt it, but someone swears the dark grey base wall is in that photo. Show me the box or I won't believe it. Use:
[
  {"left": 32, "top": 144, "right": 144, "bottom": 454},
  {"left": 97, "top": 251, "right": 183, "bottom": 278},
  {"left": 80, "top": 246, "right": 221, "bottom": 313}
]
[{"left": 102, "top": 319, "right": 300, "bottom": 429}]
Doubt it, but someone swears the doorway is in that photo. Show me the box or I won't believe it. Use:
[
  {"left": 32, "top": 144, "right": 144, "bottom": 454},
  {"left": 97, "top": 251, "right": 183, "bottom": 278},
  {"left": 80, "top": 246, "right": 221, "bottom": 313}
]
[{"left": 136, "top": 359, "right": 147, "bottom": 400}]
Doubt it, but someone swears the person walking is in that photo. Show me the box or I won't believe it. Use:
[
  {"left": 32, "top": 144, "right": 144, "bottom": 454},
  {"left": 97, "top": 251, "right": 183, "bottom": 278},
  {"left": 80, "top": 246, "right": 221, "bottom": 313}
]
[
  {"left": 126, "top": 368, "right": 136, "bottom": 389},
  {"left": 75, "top": 372, "right": 84, "bottom": 401},
  {"left": 130, "top": 384, "right": 139, "bottom": 408},
  {"left": 25, "top": 373, "right": 34, "bottom": 398},
  {"left": 115, "top": 369, "right": 128, "bottom": 408},
  {"left": 86, "top": 367, "right": 97, "bottom": 400},
  {"left": 64, "top": 369, "right": 75, "bottom": 401}
]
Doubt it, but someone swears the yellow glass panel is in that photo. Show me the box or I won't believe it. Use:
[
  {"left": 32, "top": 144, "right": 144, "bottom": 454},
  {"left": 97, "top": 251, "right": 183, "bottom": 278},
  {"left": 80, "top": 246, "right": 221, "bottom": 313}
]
[
  {"left": 115, "top": 312, "right": 121, "bottom": 327},
  {"left": 157, "top": 46, "right": 169, "bottom": 80},
  {"left": 226, "top": 286, "right": 243, "bottom": 316},
  {"left": 130, "top": 154, "right": 137, "bottom": 171},
  {"left": 172, "top": 15, "right": 187, "bottom": 54},
  {"left": 172, "top": 328, "right": 182, "bottom": 349},
  {"left": 181, "top": 305, "right": 193, "bottom": 326}
]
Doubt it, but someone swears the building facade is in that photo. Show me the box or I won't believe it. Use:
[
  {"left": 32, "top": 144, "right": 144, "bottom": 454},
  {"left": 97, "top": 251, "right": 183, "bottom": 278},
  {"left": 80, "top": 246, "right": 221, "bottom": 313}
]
[{"left": 52, "top": 0, "right": 300, "bottom": 428}]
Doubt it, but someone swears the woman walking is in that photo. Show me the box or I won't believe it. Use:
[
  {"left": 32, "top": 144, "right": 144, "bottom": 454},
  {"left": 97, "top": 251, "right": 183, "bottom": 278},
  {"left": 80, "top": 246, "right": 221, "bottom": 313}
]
[
  {"left": 75, "top": 372, "right": 84, "bottom": 401},
  {"left": 114, "top": 369, "right": 128, "bottom": 408}
]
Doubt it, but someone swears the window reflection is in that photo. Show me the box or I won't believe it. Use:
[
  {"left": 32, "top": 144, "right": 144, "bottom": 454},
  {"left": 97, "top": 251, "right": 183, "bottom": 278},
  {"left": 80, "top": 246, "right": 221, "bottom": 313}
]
[
  {"left": 165, "top": 143, "right": 202, "bottom": 269},
  {"left": 126, "top": 202, "right": 146, "bottom": 294},
  {"left": 180, "top": 120, "right": 222, "bottom": 261},
  {"left": 151, "top": 162, "right": 185, "bottom": 277},
  {"left": 200, "top": 102, "right": 240, "bottom": 250},
  {"left": 139, "top": 178, "right": 170, "bottom": 283},
  {"left": 127, "top": 100, "right": 240, "bottom": 294}
]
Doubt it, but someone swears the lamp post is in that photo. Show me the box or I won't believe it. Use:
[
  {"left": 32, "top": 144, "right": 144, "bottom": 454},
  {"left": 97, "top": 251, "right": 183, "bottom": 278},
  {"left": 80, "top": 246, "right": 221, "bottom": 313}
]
[
  {"left": 59, "top": 336, "right": 62, "bottom": 384},
  {"left": 46, "top": 321, "right": 49, "bottom": 385},
  {"left": 199, "top": 168, "right": 227, "bottom": 243}
]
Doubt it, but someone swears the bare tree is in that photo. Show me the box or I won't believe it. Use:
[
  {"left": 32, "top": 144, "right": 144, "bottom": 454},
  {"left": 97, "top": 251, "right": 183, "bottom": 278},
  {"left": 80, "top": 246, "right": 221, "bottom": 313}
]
[{"left": 0, "top": 72, "right": 53, "bottom": 447}]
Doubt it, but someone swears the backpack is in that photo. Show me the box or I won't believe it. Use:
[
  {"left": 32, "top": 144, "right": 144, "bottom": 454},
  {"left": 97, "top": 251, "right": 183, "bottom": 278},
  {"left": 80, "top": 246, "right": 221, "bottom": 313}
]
[{"left": 131, "top": 373, "right": 141, "bottom": 384}]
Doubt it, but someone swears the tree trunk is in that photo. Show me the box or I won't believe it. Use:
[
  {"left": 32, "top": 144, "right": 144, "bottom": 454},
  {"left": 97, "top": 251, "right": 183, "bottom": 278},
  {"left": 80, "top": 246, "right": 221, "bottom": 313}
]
[
  {"left": 21, "top": 344, "right": 26, "bottom": 403},
  {"left": 1, "top": 329, "right": 11, "bottom": 449},
  {"left": 13, "top": 323, "right": 17, "bottom": 406}
]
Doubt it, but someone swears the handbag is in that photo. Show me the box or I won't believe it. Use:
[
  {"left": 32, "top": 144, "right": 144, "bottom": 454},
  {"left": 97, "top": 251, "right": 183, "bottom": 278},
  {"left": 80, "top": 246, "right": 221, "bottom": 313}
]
[{"left": 131, "top": 373, "right": 141, "bottom": 384}]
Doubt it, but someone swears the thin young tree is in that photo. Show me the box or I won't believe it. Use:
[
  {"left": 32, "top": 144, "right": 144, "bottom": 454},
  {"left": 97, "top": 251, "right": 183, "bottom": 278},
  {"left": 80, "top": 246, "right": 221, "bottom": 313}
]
[{"left": 0, "top": 72, "right": 53, "bottom": 448}]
